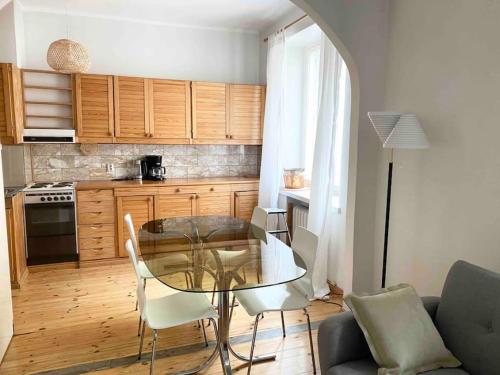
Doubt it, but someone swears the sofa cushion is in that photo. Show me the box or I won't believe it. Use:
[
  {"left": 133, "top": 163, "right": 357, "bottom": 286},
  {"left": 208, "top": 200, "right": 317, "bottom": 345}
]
[
  {"left": 435, "top": 261, "right": 500, "bottom": 375},
  {"left": 345, "top": 284, "right": 460, "bottom": 374},
  {"left": 326, "top": 360, "right": 468, "bottom": 375}
]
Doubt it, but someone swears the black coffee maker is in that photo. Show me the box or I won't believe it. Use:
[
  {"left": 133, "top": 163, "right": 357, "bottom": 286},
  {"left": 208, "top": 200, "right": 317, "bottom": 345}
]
[{"left": 141, "top": 155, "right": 166, "bottom": 181}]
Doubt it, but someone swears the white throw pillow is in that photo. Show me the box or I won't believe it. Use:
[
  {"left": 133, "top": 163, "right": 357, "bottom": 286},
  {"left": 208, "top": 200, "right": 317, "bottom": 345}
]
[{"left": 345, "top": 284, "right": 461, "bottom": 375}]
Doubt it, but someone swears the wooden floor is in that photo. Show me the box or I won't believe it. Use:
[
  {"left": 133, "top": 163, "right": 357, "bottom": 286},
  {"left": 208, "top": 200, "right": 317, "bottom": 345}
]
[{"left": 0, "top": 261, "right": 343, "bottom": 374}]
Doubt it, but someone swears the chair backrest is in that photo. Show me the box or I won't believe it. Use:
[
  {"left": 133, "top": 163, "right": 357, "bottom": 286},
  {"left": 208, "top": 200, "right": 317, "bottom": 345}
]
[
  {"left": 124, "top": 213, "right": 138, "bottom": 251},
  {"left": 290, "top": 226, "right": 318, "bottom": 300},
  {"left": 251, "top": 206, "right": 268, "bottom": 230},
  {"left": 125, "top": 239, "right": 146, "bottom": 315}
]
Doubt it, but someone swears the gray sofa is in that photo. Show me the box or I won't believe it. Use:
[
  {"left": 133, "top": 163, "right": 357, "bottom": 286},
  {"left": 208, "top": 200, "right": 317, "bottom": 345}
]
[{"left": 318, "top": 261, "right": 500, "bottom": 375}]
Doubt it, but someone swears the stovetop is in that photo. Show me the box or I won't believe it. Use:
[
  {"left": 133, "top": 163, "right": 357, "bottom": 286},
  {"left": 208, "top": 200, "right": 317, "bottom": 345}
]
[{"left": 23, "top": 181, "right": 75, "bottom": 191}]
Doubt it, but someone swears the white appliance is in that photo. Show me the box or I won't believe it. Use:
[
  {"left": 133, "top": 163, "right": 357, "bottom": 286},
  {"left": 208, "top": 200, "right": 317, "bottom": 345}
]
[{"left": 23, "top": 128, "right": 75, "bottom": 143}]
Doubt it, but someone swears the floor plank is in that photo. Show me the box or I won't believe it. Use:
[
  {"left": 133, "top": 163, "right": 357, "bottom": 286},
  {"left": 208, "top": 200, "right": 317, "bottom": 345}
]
[{"left": 1, "top": 262, "right": 343, "bottom": 374}]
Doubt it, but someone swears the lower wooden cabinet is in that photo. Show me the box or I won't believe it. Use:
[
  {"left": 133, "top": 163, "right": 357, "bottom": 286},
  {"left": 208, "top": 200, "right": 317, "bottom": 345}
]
[
  {"left": 234, "top": 191, "right": 259, "bottom": 221},
  {"left": 77, "top": 189, "right": 116, "bottom": 262},
  {"left": 116, "top": 195, "right": 155, "bottom": 257},
  {"left": 6, "top": 193, "right": 28, "bottom": 288},
  {"left": 79, "top": 181, "right": 259, "bottom": 261},
  {"left": 197, "top": 192, "right": 232, "bottom": 216},
  {"left": 155, "top": 194, "right": 195, "bottom": 218}
]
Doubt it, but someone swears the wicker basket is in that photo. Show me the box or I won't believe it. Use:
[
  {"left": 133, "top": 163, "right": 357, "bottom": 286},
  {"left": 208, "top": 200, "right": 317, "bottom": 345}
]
[{"left": 47, "top": 39, "right": 91, "bottom": 74}]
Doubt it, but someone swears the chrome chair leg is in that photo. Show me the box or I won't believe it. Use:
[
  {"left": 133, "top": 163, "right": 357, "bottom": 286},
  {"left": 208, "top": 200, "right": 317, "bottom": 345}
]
[
  {"left": 201, "top": 319, "right": 208, "bottom": 347},
  {"left": 229, "top": 295, "right": 236, "bottom": 323},
  {"left": 304, "top": 308, "right": 317, "bottom": 374},
  {"left": 280, "top": 311, "right": 286, "bottom": 337},
  {"left": 138, "top": 320, "right": 146, "bottom": 359},
  {"left": 150, "top": 329, "right": 158, "bottom": 375},
  {"left": 137, "top": 316, "right": 142, "bottom": 336},
  {"left": 247, "top": 313, "right": 262, "bottom": 375}
]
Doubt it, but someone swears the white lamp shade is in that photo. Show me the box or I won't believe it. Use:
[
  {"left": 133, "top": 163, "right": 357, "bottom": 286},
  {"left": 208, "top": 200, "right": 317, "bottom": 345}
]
[{"left": 368, "top": 112, "right": 430, "bottom": 149}]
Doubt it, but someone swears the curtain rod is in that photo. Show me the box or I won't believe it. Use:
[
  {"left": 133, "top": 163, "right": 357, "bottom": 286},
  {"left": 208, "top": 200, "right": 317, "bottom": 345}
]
[{"left": 263, "top": 14, "right": 309, "bottom": 42}]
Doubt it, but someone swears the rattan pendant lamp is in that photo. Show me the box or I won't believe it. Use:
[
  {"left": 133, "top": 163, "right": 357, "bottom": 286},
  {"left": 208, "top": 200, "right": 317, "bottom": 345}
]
[{"left": 46, "top": 1, "right": 90, "bottom": 73}]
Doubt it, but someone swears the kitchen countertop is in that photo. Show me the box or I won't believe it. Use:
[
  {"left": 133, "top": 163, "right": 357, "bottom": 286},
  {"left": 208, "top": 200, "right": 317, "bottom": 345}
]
[
  {"left": 4, "top": 186, "right": 24, "bottom": 199},
  {"left": 76, "top": 176, "right": 260, "bottom": 190}
]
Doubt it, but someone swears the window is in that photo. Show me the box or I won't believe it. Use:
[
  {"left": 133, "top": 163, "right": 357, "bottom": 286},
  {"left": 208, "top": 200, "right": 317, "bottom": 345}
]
[{"left": 303, "top": 45, "right": 320, "bottom": 181}]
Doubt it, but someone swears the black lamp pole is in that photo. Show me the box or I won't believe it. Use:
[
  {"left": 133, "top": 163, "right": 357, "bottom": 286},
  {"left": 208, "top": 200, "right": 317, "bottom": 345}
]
[{"left": 381, "top": 157, "right": 393, "bottom": 288}]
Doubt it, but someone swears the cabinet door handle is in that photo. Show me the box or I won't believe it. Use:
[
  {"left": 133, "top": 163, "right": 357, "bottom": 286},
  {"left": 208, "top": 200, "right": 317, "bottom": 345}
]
[
  {"left": 229, "top": 135, "right": 233, "bottom": 139},
  {"left": 92, "top": 237, "right": 104, "bottom": 240},
  {"left": 175, "top": 188, "right": 181, "bottom": 193},
  {"left": 225, "top": 134, "right": 229, "bottom": 139},
  {"left": 90, "top": 225, "right": 102, "bottom": 229},
  {"left": 210, "top": 187, "right": 214, "bottom": 192}
]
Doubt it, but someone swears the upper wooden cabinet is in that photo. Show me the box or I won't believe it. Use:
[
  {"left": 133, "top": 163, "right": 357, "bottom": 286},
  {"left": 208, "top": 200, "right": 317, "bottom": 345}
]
[
  {"left": 149, "top": 79, "right": 191, "bottom": 143},
  {"left": 74, "top": 74, "right": 114, "bottom": 143},
  {"left": 114, "top": 76, "right": 149, "bottom": 142},
  {"left": 0, "top": 63, "right": 23, "bottom": 144},
  {"left": 192, "top": 81, "right": 229, "bottom": 142},
  {"left": 192, "top": 81, "right": 265, "bottom": 145},
  {"left": 71, "top": 74, "right": 266, "bottom": 145},
  {"left": 228, "top": 84, "right": 265, "bottom": 144}
]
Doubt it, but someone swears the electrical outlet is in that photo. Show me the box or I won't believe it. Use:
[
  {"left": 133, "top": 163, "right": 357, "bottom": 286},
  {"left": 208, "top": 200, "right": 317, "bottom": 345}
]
[{"left": 106, "top": 163, "right": 114, "bottom": 173}]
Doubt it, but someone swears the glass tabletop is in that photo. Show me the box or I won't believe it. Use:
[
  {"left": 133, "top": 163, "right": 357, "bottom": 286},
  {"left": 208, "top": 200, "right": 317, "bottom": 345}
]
[{"left": 138, "top": 215, "right": 307, "bottom": 293}]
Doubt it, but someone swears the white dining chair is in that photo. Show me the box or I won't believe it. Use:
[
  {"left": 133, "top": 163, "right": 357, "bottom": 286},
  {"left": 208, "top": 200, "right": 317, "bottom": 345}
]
[
  {"left": 125, "top": 239, "right": 221, "bottom": 375},
  {"left": 232, "top": 226, "right": 318, "bottom": 374},
  {"left": 124, "top": 214, "right": 195, "bottom": 334},
  {"left": 251, "top": 206, "right": 291, "bottom": 243}
]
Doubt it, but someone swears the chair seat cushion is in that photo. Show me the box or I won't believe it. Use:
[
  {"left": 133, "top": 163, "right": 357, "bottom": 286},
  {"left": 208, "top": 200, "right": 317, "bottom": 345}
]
[
  {"left": 145, "top": 292, "right": 218, "bottom": 330},
  {"left": 138, "top": 253, "right": 189, "bottom": 279},
  {"left": 326, "top": 360, "right": 469, "bottom": 375},
  {"left": 233, "top": 283, "right": 309, "bottom": 316}
]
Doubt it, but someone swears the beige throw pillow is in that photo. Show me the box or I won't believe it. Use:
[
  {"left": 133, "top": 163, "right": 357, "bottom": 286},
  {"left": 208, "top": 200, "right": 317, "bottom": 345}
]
[{"left": 345, "top": 284, "right": 461, "bottom": 375}]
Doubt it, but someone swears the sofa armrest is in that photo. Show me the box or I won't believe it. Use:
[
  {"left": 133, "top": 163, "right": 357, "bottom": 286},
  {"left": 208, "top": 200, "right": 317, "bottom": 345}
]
[
  {"left": 317, "top": 311, "right": 372, "bottom": 374},
  {"left": 422, "top": 296, "right": 441, "bottom": 320}
]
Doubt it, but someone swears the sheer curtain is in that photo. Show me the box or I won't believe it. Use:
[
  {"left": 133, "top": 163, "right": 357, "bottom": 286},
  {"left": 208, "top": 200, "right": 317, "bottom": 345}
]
[
  {"left": 308, "top": 34, "right": 350, "bottom": 298},
  {"left": 258, "top": 30, "right": 286, "bottom": 208}
]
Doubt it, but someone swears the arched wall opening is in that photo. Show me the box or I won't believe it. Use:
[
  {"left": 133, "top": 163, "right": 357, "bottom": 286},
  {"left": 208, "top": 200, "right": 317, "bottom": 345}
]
[{"left": 288, "top": 0, "right": 360, "bottom": 294}]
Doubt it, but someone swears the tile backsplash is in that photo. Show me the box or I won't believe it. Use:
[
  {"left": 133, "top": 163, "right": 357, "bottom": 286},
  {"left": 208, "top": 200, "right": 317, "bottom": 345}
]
[{"left": 24, "top": 144, "right": 261, "bottom": 182}]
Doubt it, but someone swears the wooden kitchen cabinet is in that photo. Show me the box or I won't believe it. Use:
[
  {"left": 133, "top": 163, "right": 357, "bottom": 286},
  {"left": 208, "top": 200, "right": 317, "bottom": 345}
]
[
  {"left": 6, "top": 193, "right": 28, "bottom": 288},
  {"left": 0, "top": 63, "right": 24, "bottom": 145},
  {"left": 233, "top": 190, "right": 259, "bottom": 221},
  {"left": 149, "top": 79, "right": 191, "bottom": 144},
  {"left": 116, "top": 195, "right": 155, "bottom": 257},
  {"left": 228, "top": 84, "right": 265, "bottom": 144},
  {"left": 77, "top": 189, "right": 116, "bottom": 262},
  {"left": 74, "top": 74, "right": 114, "bottom": 143},
  {"left": 155, "top": 194, "right": 195, "bottom": 219},
  {"left": 114, "top": 76, "right": 149, "bottom": 142},
  {"left": 192, "top": 81, "right": 229, "bottom": 142},
  {"left": 196, "top": 192, "right": 232, "bottom": 216}
]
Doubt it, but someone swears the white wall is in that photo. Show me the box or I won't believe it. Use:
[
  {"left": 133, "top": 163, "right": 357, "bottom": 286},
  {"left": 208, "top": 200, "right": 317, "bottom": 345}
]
[
  {"left": 0, "top": 145, "right": 13, "bottom": 361},
  {"left": 22, "top": 10, "right": 261, "bottom": 83},
  {"left": 293, "top": 0, "right": 390, "bottom": 293},
  {"left": 0, "top": 1, "right": 17, "bottom": 62},
  {"left": 383, "top": 0, "right": 500, "bottom": 295}
]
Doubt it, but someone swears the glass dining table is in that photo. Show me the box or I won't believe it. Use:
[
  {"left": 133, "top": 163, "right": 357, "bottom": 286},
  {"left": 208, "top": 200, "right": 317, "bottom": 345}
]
[{"left": 138, "top": 215, "right": 307, "bottom": 375}]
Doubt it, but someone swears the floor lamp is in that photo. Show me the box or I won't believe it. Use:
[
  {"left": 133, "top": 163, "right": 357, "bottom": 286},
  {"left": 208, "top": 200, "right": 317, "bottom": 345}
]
[{"left": 368, "top": 112, "right": 430, "bottom": 288}]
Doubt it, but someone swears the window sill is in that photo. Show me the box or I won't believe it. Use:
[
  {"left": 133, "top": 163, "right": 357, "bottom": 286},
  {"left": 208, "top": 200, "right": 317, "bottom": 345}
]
[{"left": 279, "top": 188, "right": 310, "bottom": 205}]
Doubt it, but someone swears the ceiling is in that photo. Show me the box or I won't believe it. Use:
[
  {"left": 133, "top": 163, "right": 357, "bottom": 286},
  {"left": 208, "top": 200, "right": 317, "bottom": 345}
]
[{"left": 17, "top": 0, "right": 300, "bottom": 32}]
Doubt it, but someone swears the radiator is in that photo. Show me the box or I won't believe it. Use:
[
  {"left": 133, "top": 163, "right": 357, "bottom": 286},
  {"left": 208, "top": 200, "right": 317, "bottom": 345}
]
[{"left": 292, "top": 205, "right": 309, "bottom": 237}]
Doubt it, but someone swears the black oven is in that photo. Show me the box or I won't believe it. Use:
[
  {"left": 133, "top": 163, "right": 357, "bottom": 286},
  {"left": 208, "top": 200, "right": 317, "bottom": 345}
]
[{"left": 24, "top": 193, "right": 78, "bottom": 266}]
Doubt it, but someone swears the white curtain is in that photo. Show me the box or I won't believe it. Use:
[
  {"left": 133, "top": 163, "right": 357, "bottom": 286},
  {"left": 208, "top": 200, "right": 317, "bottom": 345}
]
[
  {"left": 258, "top": 30, "right": 286, "bottom": 208},
  {"left": 308, "top": 34, "right": 350, "bottom": 298}
]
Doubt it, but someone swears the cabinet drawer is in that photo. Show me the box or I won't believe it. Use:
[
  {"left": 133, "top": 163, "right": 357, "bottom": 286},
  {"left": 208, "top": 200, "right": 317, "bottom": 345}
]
[
  {"left": 78, "top": 210, "right": 115, "bottom": 225},
  {"left": 195, "top": 185, "right": 232, "bottom": 194},
  {"left": 78, "top": 199, "right": 114, "bottom": 214},
  {"left": 79, "top": 236, "right": 115, "bottom": 251},
  {"left": 77, "top": 189, "right": 114, "bottom": 202},
  {"left": 78, "top": 224, "right": 115, "bottom": 238},
  {"left": 79, "top": 246, "right": 116, "bottom": 261}
]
